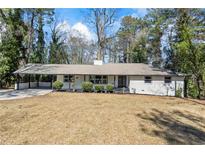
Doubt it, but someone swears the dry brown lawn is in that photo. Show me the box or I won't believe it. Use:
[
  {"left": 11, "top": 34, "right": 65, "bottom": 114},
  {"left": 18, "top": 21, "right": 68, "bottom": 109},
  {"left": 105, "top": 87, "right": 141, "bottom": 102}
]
[{"left": 0, "top": 92, "right": 205, "bottom": 144}]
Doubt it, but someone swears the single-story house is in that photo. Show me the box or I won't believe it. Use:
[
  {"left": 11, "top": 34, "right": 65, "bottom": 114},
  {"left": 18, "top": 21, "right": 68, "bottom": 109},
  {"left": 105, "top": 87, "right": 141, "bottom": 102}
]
[{"left": 14, "top": 60, "right": 185, "bottom": 97}]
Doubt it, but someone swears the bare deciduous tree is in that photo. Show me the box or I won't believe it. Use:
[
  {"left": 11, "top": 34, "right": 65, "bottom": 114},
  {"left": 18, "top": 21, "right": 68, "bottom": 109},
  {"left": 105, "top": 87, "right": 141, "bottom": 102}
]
[{"left": 87, "top": 9, "right": 117, "bottom": 61}]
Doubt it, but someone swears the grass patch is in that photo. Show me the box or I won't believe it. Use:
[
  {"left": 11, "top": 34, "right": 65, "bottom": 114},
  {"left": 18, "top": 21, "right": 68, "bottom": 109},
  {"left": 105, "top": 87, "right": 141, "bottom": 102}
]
[{"left": 0, "top": 93, "right": 205, "bottom": 144}]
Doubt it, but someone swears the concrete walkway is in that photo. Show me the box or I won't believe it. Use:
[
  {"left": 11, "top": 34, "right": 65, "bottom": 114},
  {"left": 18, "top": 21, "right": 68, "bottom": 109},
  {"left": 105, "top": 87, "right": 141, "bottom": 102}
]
[
  {"left": 0, "top": 89, "right": 52, "bottom": 101},
  {"left": 0, "top": 89, "right": 13, "bottom": 93}
]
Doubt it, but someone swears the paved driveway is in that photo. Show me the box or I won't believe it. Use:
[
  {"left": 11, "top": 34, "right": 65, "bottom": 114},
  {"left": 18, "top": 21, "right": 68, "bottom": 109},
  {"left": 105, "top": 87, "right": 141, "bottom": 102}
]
[{"left": 0, "top": 89, "right": 52, "bottom": 100}]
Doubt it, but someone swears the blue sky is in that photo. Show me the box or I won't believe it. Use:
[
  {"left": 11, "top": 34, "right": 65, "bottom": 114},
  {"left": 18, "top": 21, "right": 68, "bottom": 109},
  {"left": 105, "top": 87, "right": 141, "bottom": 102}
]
[
  {"left": 44, "top": 9, "right": 147, "bottom": 42},
  {"left": 47, "top": 8, "right": 148, "bottom": 43},
  {"left": 52, "top": 9, "right": 147, "bottom": 62},
  {"left": 55, "top": 8, "right": 147, "bottom": 26}
]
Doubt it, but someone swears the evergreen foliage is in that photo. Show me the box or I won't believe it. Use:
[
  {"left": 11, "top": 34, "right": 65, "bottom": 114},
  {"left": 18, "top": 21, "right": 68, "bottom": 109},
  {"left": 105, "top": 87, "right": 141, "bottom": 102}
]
[{"left": 53, "top": 80, "right": 63, "bottom": 90}]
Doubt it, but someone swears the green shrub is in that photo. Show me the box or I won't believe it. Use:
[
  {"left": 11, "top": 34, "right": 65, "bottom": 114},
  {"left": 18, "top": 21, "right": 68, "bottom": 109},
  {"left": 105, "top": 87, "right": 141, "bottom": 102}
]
[
  {"left": 53, "top": 80, "right": 63, "bottom": 91},
  {"left": 82, "top": 82, "right": 93, "bottom": 92},
  {"left": 176, "top": 88, "right": 182, "bottom": 97},
  {"left": 188, "top": 79, "right": 198, "bottom": 98},
  {"left": 106, "top": 84, "right": 114, "bottom": 93},
  {"left": 95, "top": 85, "right": 104, "bottom": 92}
]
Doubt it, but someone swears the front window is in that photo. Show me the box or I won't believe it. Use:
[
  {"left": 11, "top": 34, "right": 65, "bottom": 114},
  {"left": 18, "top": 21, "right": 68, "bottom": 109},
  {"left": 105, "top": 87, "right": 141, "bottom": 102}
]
[
  {"left": 64, "top": 75, "right": 74, "bottom": 82},
  {"left": 64, "top": 75, "right": 69, "bottom": 82},
  {"left": 144, "top": 76, "right": 152, "bottom": 83},
  {"left": 90, "top": 75, "right": 108, "bottom": 84},
  {"left": 164, "top": 76, "right": 171, "bottom": 83}
]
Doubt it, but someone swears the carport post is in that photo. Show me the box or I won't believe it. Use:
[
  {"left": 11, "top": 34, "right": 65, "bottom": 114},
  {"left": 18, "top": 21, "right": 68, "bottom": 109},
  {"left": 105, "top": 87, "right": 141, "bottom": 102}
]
[
  {"left": 36, "top": 75, "right": 39, "bottom": 88},
  {"left": 28, "top": 74, "right": 31, "bottom": 88},
  {"left": 51, "top": 75, "right": 53, "bottom": 89},
  {"left": 16, "top": 74, "right": 20, "bottom": 90}
]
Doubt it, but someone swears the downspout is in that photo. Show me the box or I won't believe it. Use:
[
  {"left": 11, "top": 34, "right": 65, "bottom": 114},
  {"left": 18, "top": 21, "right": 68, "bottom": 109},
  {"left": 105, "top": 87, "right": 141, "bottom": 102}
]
[{"left": 114, "top": 75, "right": 116, "bottom": 88}]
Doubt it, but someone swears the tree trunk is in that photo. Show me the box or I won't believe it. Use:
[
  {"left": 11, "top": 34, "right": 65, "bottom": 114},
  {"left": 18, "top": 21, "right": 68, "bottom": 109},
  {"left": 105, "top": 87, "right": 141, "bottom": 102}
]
[
  {"left": 202, "top": 79, "right": 205, "bottom": 98},
  {"left": 196, "top": 77, "right": 201, "bottom": 99},
  {"left": 0, "top": 80, "right": 2, "bottom": 88},
  {"left": 184, "top": 76, "right": 188, "bottom": 98},
  {"left": 27, "top": 11, "right": 35, "bottom": 63},
  {"left": 97, "top": 46, "right": 103, "bottom": 61}
]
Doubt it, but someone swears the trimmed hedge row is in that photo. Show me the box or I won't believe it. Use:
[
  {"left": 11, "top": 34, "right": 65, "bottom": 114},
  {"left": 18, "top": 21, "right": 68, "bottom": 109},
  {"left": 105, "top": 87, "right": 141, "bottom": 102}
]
[
  {"left": 52, "top": 81, "right": 114, "bottom": 93},
  {"left": 81, "top": 82, "right": 114, "bottom": 93}
]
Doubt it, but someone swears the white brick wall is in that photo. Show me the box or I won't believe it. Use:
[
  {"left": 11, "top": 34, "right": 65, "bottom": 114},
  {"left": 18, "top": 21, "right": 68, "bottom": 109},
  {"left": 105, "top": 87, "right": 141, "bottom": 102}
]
[{"left": 129, "top": 76, "right": 184, "bottom": 97}]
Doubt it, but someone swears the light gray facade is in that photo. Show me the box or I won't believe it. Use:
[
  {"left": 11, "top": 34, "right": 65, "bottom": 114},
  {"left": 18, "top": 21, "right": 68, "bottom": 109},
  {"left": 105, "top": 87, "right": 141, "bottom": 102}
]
[{"left": 14, "top": 62, "right": 185, "bottom": 97}]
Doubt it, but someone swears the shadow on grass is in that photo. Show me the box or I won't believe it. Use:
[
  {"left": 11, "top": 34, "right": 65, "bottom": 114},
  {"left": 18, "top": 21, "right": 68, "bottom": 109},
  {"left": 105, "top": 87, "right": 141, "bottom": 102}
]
[{"left": 137, "top": 109, "right": 205, "bottom": 144}]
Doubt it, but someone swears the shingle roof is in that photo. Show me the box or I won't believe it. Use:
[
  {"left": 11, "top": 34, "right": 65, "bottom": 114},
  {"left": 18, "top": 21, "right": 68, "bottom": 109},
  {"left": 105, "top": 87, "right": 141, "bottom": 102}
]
[{"left": 14, "top": 63, "right": 184, "bottom": 76}]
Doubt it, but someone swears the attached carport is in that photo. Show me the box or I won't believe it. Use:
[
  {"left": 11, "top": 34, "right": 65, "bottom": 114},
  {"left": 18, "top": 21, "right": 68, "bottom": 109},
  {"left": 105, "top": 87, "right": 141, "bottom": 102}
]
[
  {"left": 14, "top": 74, "right": 56, "bottom": 90},
  {"left": 14, "top": 64, "right": 57, "bottom": 90}
]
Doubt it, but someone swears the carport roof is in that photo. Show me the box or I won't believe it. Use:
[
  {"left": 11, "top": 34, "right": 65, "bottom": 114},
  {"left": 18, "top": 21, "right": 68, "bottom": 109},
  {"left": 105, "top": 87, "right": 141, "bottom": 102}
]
[{"left": 14, "top": 63, "right": 184, "bottom": 76}]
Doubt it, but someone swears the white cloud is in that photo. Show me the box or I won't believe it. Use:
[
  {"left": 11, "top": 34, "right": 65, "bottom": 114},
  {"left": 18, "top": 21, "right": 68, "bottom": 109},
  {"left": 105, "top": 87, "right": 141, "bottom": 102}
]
[
  {"left": 132, "top": 8, "right": 148, "bottom": 17},
  {"left": 71, "top": 22, "right": 94, "bottom": 41},
  {"left": 57, "top": 21, "right": 95, "bottom": 41}
]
